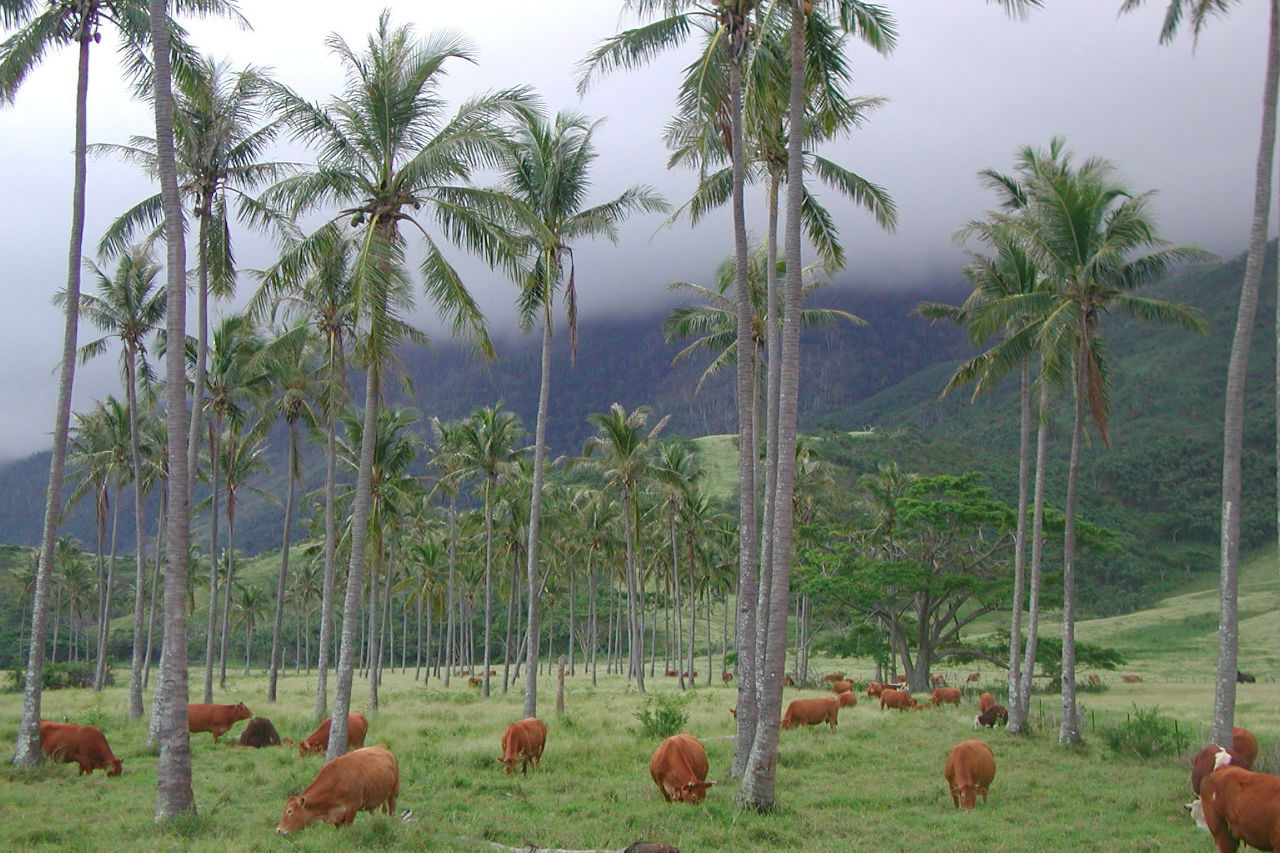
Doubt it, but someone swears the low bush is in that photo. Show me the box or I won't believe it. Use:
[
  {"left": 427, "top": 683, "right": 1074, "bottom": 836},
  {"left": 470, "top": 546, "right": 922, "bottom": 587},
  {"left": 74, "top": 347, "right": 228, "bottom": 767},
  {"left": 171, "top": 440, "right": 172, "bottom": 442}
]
[
  {"left": 1101, "top": 705, "right": 1189, "bottom": 758},
  {"left": 634, "top": 693, "right": 689, "bottom": 739}
]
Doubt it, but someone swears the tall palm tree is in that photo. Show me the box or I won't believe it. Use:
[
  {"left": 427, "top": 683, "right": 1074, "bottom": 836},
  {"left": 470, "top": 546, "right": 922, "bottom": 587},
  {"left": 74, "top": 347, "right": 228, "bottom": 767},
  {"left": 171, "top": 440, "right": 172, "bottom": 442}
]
[
  {"left": 230, "top": 582, "right": 269, "bottom": 674},
  {"left": 262, "top": 11, "right": 515, "bottom": 758},
  {"left": 498, "top": 106, "right": 667, "bottom": 716},
  {"left": 0, "top": 0, "right": 239, "bottom": 774},
  {"left": 652, "top": 441, "right": 703, "bottom": 690},
  {"left": 1121, "top": 0, "right": 1280, "bottom": 751},
  {"left": 74, "top": 244, "right": 165, "bottom": 719}
]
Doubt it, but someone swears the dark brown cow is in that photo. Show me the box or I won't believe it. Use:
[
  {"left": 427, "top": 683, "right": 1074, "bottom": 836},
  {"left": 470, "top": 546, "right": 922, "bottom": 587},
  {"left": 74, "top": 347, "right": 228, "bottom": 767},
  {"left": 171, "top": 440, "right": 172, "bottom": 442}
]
[
  {"left": 831, "top": 680, "right": 853, "bottom": 695},
  {"left": 299, "top": 712, "right": 369, "bottom": 757},
  {"left": 978, "top": 692, "right": 995, "bottom": 713},
  {"left": 499, "top": 717, "right": 547, "bottom": 776},
  {"left": 974, "top": 704, "right": 1008, "bottom": 728},
  {"left": 237, "top": 716, "right": 282, "bottom": 748},
  {"left": 880, "top": 689, "right": 917, "bottom": 711},
  {"left": 945, "top": 738, "right": 996, "bottom": 809},
  {"left": 1191, "top": 757, "right": 1280, "bottom": 851},
  {"left": 781, "top": 696, "right": 839, "bottom": 730},
  {"left": 1191, "top": 727, "right": 1258, "bottom": 795},
  {"left": 187, "top": 702, "right": 252, "bottom": 744},
  {"left": 38, "top": 721, "right": 122, "bottom": 776},
  {"left": 276, "top": 745, "right": 399, "bottom": 834},
  {"left": 649, "top": 733, "right": 714, "bottom": 804},
  {"left": 930, "top": 687, "right": 962, "bottom": 707},
  {"left": 837, "top": 691, "right": 857, "bottom": 708}
]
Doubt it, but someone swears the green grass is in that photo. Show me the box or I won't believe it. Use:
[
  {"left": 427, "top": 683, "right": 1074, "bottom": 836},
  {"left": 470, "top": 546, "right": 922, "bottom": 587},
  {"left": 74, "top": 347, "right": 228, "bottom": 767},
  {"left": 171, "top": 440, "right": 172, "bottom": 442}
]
[{"left": 0, "top": 664, "right": 1244, "bottom": 852}]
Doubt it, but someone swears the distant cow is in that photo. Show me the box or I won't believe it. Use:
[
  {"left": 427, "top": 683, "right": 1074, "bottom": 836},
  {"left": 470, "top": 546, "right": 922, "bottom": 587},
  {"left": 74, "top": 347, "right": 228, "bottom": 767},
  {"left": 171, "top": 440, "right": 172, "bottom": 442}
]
[
  {"left": 966, "top": 672, "right": 980, "bottom": 683},
  {"left": 682, "top": 671, "right": 698, "bottom": 679},
  {"left": 945, "top": 738, "right": 996, "bottom": 810},
  {"left": 1087, "top": 674, "right": 1101, "bottom": 687},
  {"left": 299, "top": 712, "right": 369, "bottom": 757},
  {"left": 276, "top": 745, "right": 399, "bottom": 834},
  {"left": 821, "top": 673, "right": 846, "bottom": 683},
  {"left": 1121, "top": 674, "right": 1142, "bottom": 683},
  {"left": 782, "top": 676, "right": 795, "bottom": 687},
  {"left": 880, "top": 689, "right": 917, "bottom": 712},
  {"left": 978, "top": 692, "right": 995, "bottom": 713},
  {"left": 831, "top": 680, "right": 853, "bottom": 695},
  {"left": 893, "top": 673, "right": 907, "bottom": 684},
  {"left": 187, "top": 702, "right": 252, "bottom": 744},
  {"left": 1192, "top": 727, "right": 1258, "bottom": 795},
  {"left": 666, "top": 670, "right": 678, "bottom": 677},
  {"left": 467, "top": 676, "right": 483, "bottom": 686},
  {"left": 781, "top": 696, "right": 839, "bottom": 731},
  {"left": 931, "top": 675, "right": 947, "bottom": 688},
  {"left": 650, "top": 733, "right": 714, "bottom": 804},
  {"left": 837, "top": 691, "right": 857, "bottom": 708},
  {"left": 974, "top": 704, "right": 1008, "bottom": 728},
  {"left": 931, "top": 687, "right": 962, "bottom": 707},
  {"left": 866, "top": 682, "right": 888, "bottom": 698},
  {"left": 722, "top": 672, "right": 734, "bottom": 683},
  {"left": 1191, "top": 755, "right": 1280, "bottom": 852},
  {"left": 499, "top": 717, "right": 547, "bottom": 776},
  {"left": 38, "top": 721, "right": 122, "bottom": 776},
  {"left": 1237, "top": 670, "right": 1257, "bottom": 684},
  {"left": 237, "top": 716, "right": 282, "bottom": 748}
]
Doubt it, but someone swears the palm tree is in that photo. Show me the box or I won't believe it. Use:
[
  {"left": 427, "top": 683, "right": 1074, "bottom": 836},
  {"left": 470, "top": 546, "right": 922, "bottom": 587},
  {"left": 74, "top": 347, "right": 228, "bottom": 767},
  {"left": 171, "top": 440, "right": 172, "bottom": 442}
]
[
  {"left": 262, "top": 12, "right": 516, "bottom": 758},
  {"left": 652, "top": 441, "right": 702, "bottom": 690},
  {"left": 1121, "top": 0, "right": 1280, "bottom": 752},
  {"left": 73, "top": 244, "right": 165, "bottom": 719},
  {"left": 498, "top": 106, "right": 667, "bottom": 717},
  {"left": 230, "top": 582, "right": 270, "bottom": 675}
]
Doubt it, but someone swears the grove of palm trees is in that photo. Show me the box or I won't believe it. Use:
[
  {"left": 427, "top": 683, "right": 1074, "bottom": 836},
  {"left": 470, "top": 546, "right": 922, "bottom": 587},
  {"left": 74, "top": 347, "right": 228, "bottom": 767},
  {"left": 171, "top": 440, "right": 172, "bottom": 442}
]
[{"left": 0, "top": 0, "right": 1276, "bottom": 849}]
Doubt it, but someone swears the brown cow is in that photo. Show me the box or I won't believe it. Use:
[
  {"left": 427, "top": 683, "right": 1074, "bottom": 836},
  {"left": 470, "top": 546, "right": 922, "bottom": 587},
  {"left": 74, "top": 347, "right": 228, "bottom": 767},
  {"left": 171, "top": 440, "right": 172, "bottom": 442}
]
[
  {"left": 649, "top": 733, "right": 714, "bottom": 804},
  {"left": 682, "top": 671, "right": 698, "bottom": 679},
  {"left": 782, "top": 675, "right": 796, "bottom": 687},
  {"left": 236, "top": 716, "right": 282, "bottom": 748},
  {"left": 187, "top": 702, "right": 252, "bottom": 744},
  {"left": 966, "top": 672, "right": 980, "bottom": 683},
  {"left": 880, "top": 689, "right": 917, "bottom": 711},
  {"left": 931, "top": 687, "right": 962, "bottom": 707},
  {"left": 821, "top": 673, "right": 846, "bottom": 683},
  {"left": 781, "top": 696, "right": 839, "bottom": 730},
  {"left": 1087, "top": 674, "right": 1101, "bottom": 687},
  {"left": 866, "top": 682, "right": 887, "bottom": 698},
  {"left": 498, "top": 717, "right": 547, "bottom": 776},
  {"left": 974, "top": 704, "right": 1008, "bottom": 728},
  {"left": 931, "top": 675, "right": 946, "bottom": 688},
  {"left": 837, "top": 691, "right": 857, "bottom": 708},
  {"left": 831, "top": 680, "right": 853, "bottom": 695},
  {"left": 299, "top": 713, "right": 369, "bottom": 757},
  {"left": 1191, "top": 757, "right": 1280, "bottom": 851},
  {"left": 665, "top": 669, "right": 678, "bottom": 677},
  {"left": 1121, "top": 674, "right": 1142, "bottom": 683},
  {"left": 38, "top": 721, "right": 122, "bottom": 776},
  {"left": 978, "top": 692, "right": 995, "bottom": 713},
  {"left": 893, "top": 673, "right": 907, "bottom": 683},
  {"left": 945, "top": 739, "right": 996, "bottom": 809},
  {"left": 276, "top": 745, "right": 399, "bottom": 834},
  {"left": 1191, "top": 726, "right": 1258, "bottom": 795},
  {"left": 722, "top": 672, "right": 734, "bottom": 683},
  {"left": 467, "top": 676, "right": 483, "bottom": 687}
]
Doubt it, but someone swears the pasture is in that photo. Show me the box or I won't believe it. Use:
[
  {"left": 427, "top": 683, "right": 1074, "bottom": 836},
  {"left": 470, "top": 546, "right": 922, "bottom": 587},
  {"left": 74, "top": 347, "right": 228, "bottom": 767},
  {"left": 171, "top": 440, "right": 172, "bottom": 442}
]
[{"left": 0, "top": 665, "right": 1265, "bottom": 852}]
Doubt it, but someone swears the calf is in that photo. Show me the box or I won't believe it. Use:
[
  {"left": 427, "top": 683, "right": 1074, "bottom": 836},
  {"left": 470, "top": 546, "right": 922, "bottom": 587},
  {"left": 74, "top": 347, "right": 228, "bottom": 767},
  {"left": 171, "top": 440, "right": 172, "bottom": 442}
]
[
  {"left": 880, "top": 689, "right": 917, "bottom": 711},
  {"left": 38, "top": 721, "right": 122, "bottom": 776},
  {"left": 781, "top": 696, "right": 839, "bottom": 730},
  {"left": 299, "top": 712, "right": 369, "bottom": 757},
  {"left": 187, "top": 702, "right": 252, "bottom": 744},
  {"left": 276, "top": 745, "right": 399, "bottom": 834},
  {"left": 978, "top": 692, "right": 995, "bottom": 713},
  {"left": 931, "top": 687, "right": 962, "bottom": 707},
  {"left": 837, "top": 691, "right": 857, "bottom": 708},
  {"left": 974, "top": 704, "right": 1008, "bottom": 728},
  {"left": 1191, "top": 726, "right": 1258, "bottom": 795},
  {"left": 945, "top": 739, "right": 996, "bottom": 809},
  {"left": 1194, "top": 758, "right": 1280, "bottom": 851},
  {"left": 831, "top": 680, "right": 853, "bottom": 695},
  {"left": 649, "top": 733, "right": 714, "bottom": 804},
  {"left": 237, "top": 716, "right": 282, "bottom": 748},
  {"left": 498, "top": 717, "right": 547, "bottom": 776}
]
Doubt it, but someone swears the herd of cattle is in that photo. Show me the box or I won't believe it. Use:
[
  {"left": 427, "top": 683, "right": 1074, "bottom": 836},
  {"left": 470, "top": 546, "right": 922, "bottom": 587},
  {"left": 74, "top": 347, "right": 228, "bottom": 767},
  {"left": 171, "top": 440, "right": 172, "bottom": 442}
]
[{"left": 34, "top": 670, "right": 1265, "bottom": 844}]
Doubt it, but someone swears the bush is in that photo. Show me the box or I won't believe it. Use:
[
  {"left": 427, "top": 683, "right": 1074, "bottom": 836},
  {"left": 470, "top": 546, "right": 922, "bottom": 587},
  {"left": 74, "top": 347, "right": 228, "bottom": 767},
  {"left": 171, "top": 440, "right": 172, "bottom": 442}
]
[
  {"left": 1101, "top": 705, "right": 1189, "bottom": 759},
  {"left": 6, "top": 661, "right": 110, "bottom": 692},
  {"left": 634, "top": 693, "right": 689, "bottom": 739}
]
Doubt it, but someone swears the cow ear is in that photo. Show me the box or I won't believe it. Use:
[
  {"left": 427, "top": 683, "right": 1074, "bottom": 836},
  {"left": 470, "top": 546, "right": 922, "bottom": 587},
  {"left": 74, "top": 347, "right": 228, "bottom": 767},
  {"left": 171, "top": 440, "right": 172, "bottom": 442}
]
[{"left": 295, "top": 796, "right": 306, "bottom": 809}]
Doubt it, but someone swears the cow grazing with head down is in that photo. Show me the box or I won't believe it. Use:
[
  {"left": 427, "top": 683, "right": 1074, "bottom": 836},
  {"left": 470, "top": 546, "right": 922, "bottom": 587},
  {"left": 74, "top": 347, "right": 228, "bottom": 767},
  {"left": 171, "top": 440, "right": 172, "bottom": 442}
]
[
  {"left": 277, "top": 745, "right": 399, "bottom": 834},
  {"left": 187, "top": 702, "right": 252, "bottom": 744},
  {"left": 966, "top": 672, "right": 980, "bottom": 683},
  {"left": 974, "top": 704, "right": 1008, "bottom": 728},
  {"left": 650, "top": 733, "right": 714, "bottom": 804},
  {"left": 781, "top": 696, "right": 840, "bottom": 730},
  {"left": 930, "top": 687, "right": 962, "bottom": 707},
  {"left": 499, "top": 717, "right": 547, "bottom": 776},
  {"left": 237, "top": 716, "right": 281, "bottom": 748},
  {"left": 299, "top": 712, "right": 369, "bottom": 757},
  {"left": 880, "top": 689, "right": 917, "bottom": 711},
  {"left": 1191, "top": 726, "right": 1258, "bottom": 795},
  {"left": 1237, "top": 670, "right": 1257, "bottom": 684},
  {"left": 978, "top": 692, "right": 995, "bottom": 713},
  {"left": 837, "top": 691, "right": 857, "bottom": 708},
  {"left": 38, "top": 721, "right": 122, "bottom": 776},
  {"left": 945, "top": 739, "right": 996, "bottom": 810},
  {"left": 831, "top": 680, "right": 853, "bottom": 695}
]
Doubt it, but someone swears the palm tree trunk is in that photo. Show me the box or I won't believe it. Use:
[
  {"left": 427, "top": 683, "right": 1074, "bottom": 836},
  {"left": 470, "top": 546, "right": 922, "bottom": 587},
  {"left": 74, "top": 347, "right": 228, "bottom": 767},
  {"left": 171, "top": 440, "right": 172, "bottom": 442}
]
[
  {"left": 203, "top": 421, "right": 221, "bottom": 703},
  {"left": 624, "top": 488, "right": 645, "bottom": 694},
  {"left": 1213, "top": 0, "right": 1280, "bottom": 749},
  {"left": 445, "top": 493, "right": 457, "bottom": 688},
  {"left": 1005, "top": 361, "right": 1031, "bottom": 722},
  {"left": 368, "top": 528, "right": 384, "bottom": 712},
  {"left": 671, "top": 509, "right": 684, "bottom": 690},
  {"left": 523, "top": 305, "right": 553, "bottom": 717},
  {"left": 268, "top": 420, "right": 298, "bottom": 702},
  {"left": 503, "top": 550, "right": 518, "bottom": 692},
  {"left": 1013, "top": 384, "right": 1051, "bottom": 731},
  {"left": 218, "top": 498, "right": 236, "bottom": 690},
  {"left": 127, "top": 349, "right": 149, "bottom": 719},
  {"left": 314, "top": 333, "right": 344, "bottom": 721},
  {"left": 1059, "top": 333, "right": 1090, "bottom": 746},
  {"left": 482, "top": 478, "right": 494, "bottom": 697},
  {"left": 589, "top": 558, "right": 598, "bottom": 687},
  {"left": 95, "top": 476, "right": 121, "bottom": 692}
]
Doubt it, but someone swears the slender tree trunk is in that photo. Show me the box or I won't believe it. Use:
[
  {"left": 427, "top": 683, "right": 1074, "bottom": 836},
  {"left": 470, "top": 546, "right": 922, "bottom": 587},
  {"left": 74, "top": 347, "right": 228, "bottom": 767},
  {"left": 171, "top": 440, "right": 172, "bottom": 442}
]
[
  {"left": 672, "top": 509, "right": 684, "bottom": 690},
  {"left": 445, "top": 493, "right": 457, "bottom": 688},
  {"left": 127, "top": 349, "right": 149, "bottom": 719},
  {"left": 1006, "top": 361, "right": 1031, "bottom": 722},
  {"left": 1213, "top": 0, "right": 1280, "bottom": 749},
  {"left": 1059, "top": 332, "right": 1090, "bottom": 746},
  {"left": 503, "top": 551, "right": 518, "bottom": 693},
  {"left": 483, "top": 478, "right": 494, "bottom": 697},
  {"left": 624, "top": 488, "right": 645, "bottom": 693},
  {"left": 314, "top": 335, "right": 345, "bottom": 721},
  {"left": 218, "top": 498, "right": 236, "bottom": 690},
  {"left": 524, "top": 305, "right": 553, "bottom": 717},
  {"left": 203, "top": 421, "right": 221, "bottom": 703},
  {"left": 95, "top": 477, "right": 121, "bottom": 691},
  {"left": 1013, "top": 385, "right": 1051, "bottom": 731},
  {"left": 268, "top": 421, "right": 298, "bottom": 702},
  {"left": 589, "top": 558, "right": 598, "bottom": 687},
  {"left": 368, "top": 528, "right": 384, "bottom": 712}
]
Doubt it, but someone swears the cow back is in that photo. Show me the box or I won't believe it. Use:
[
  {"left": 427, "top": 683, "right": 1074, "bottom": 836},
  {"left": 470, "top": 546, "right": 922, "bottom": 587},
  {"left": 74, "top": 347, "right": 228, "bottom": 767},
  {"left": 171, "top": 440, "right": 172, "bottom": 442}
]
[
  {"left": 278, "top": 745, "right": 399, "bottom": 833},
  {"left": 649, "top": 733, "right": 711, "bottom": 803},
  {"left": 38, "top": 721, "right": 122, "bottom": 776},
  {"left": 945, "top": 739, "right": 996, "bottom": 809},
  {"left": 1200, "top": 765, "right": 1280, "bottom": 851},
  {"left": 978, "top": 692, "right": 995, "bottom": 713}
]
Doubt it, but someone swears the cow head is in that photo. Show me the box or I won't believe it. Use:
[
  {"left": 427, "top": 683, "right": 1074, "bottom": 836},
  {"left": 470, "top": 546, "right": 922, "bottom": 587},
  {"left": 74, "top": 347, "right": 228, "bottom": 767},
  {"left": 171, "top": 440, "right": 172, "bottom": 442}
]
[
  {"left": 1212, "top": 748, "right": 1233, "bottom": 772},
  {"left": 1185, "top": 798, "right": 1207, "bottom": 830},
  {"left": 233, "top": 702, "right": 252, "bottom": 722},
  {"left": 675, "top": 779, "right": 716, "bottom": 804},
  {"left": 107, "top": 758, "right": 123, "bottom": 777},
  {"left": 498, "top": 757, "right": 518, "bottom": 775},
  {"left": 298, "top": 739, "right": 322, "bottom": 757},
  {"left": 277, "top": 795, "right": 316, "bottom": 835},
  {"left": 951, "top": 784, "right": 980, "bottom": 810}
]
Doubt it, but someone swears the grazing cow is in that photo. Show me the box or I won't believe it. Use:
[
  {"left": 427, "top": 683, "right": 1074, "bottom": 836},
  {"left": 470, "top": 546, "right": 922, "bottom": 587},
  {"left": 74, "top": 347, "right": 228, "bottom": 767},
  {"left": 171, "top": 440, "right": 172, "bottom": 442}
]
[
  {"left": 467, "top": 676, "right": 483, "bottom": 687},
  {"left": 299, "top": 713, "right": 369, "bottom": 757},
  {"left": 1121, "top": 674, "right": 1142, "bottom": 683},
  {"left": 1191, "top": 727, "right": 1259, "bottom": 795},
  {"left": 1191, "top": 756, "right": 1280, "bottom": 852},
  {"left": 930, "top": 687, "right": 962, "bottom": 707},
  {"left": 837, "top": 691, "right": 857, "bottom": 708},
  {"left": 498, "top": 717, "right": 547, "bottom": 776},
  {"left": 821, "top": 673, "right": 845, "bottom": 683},
  {"left": 276, "top": 745, "right": 399, "bottom": 834},
  {"left": 682, "top": 671, "right": 698, "bottom": 679},
  {"left": 38, "top": 721, "right": 122, "bottom": 776},
  {"left": 237, "top": 716, "right": 282, "bottom": 748},
  {"left": 974, "top": 704, "right": 1008, "bottom": 728},
  {"left": 866, "top": 682, "right": 887, "bottom": 698},
  {"left": 649, "top": 733, "right": 714, "bottom": 804},
  {"left": 781, "top": 696, "right": 840, "bottom": 731},
  {"left": 1237, "top": 670, "right": 1257, "bottom": 684},
  {"left": 1087, "top": 674, "right": 1101, "bottom": 687},
  {"left": 831, "top": 680, "right": 853, "bottom": 695},
  {"left": 880, "top": 689, "right": 918, "bottom": 712},
  {"left": 945, "top": 739, "right": 996, "bottom": 810},
  {"left": 782, "top": 675, "right": 795, "bottom": 687},
  {"left": 966, "top": 672, "right": 980, "bottom": 683},
  {"left": 187, "top": 702, "right": 252, "bottom": 744},
  {"left": 722, "top": 672, "right": 734, "bottom": 683},
  {"left": 978, "top": 692, "right": 995, "bottom": 713},
  {"left": 665, "top": 669, "right": 678, "bottom": 677}
]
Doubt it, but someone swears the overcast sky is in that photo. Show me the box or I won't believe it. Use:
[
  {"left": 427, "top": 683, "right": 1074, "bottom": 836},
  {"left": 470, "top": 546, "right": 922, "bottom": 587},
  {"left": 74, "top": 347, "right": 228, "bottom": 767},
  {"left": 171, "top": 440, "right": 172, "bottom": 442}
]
[{"left": 0, "top": 0, "right": 1268, "bottom": 461}]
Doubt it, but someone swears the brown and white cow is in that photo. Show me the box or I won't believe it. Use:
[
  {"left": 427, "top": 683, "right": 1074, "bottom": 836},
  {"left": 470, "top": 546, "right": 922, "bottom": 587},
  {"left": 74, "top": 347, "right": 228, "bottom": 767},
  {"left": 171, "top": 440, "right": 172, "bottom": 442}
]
[
  {"left": 945, "top": 738, "right": 996, "bottom": 810},
  {"left": 781, "top": 696, "right": 840, "bottom": 730},
  {"left": 187, "top": 702, "right": 252, "bottom": 744},
  {"left": 1190, "top": 753, "right": 1280, "bottom": 852},
  {"left": 498, "top": 717, "right": 547, "bottom": 776},
  {"left": 880, "top": 689, "right": 917, "bottom": 711},
  {"left": 649, "top": 733, "right": 714, "bottom": 804},
  {"left": 831, "top": 680, "right": 853, "bottom": 695},
  {"left": 1191, "top": 726, "right": 1258, "bottom": 795},
  {"left": 930, "top": 687, "right": 962, "bottom": 707},
  {"left": 974, "top": 704, "right": 1008, "bottom": 728},
  {"left": 38, "top": 721, "right": 122, "bottom": 776},
  {"left": 837, "top": 691, "right": 857, "bottom": 709},
  {"left": 299, "top": 712, "right": 369, "bottom": 757},
  {"left": 276, "top": 745, "right": 399, "bottom": 834}
]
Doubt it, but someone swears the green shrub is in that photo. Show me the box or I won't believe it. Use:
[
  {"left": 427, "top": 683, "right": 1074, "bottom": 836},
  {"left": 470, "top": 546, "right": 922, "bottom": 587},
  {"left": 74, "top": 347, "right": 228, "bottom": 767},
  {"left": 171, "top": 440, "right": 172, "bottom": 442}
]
[
  {"left": 1101, "top": 705, "right": 1189, "bottom": 758},
  {"left": 6, "top": 661, "right": 110, "bottom": 692},
  {"left": 634, "top": 693, "right": 689, "bottom": 739}
]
